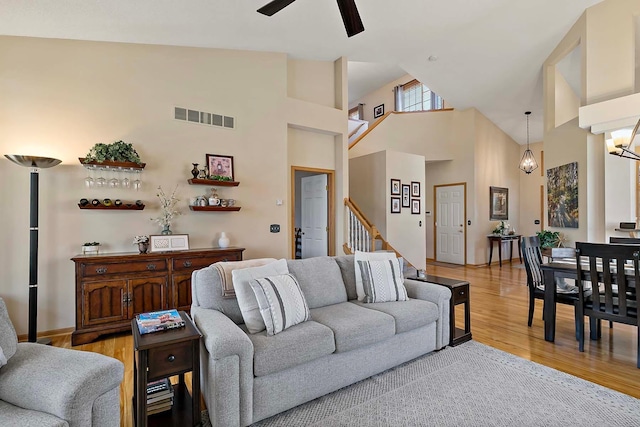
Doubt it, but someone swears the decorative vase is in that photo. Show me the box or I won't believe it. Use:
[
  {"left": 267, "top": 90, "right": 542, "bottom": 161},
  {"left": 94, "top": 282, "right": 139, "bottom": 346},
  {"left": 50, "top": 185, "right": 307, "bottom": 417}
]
[
  {"left": 218, "top": 232, "right": 230, "bottom": 248},
  {"left": 161, "top": 224, "right": 172, "bottom": 235},
  {"left": 191, "top": 163, "right": 199, "bottom": 179},
  {"left": 137, "top": 242, "right": 148, "bottom": 254}
]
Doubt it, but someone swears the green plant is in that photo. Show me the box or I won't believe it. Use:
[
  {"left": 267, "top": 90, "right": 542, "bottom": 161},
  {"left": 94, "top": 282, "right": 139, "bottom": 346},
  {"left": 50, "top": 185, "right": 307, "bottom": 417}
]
[
  {"left": 536, "top": 230, "right": 561, "bottom": 248},
  {"left": 82, "top": 242, "right": 100, "bottom": 246},
  {"left": 208, "top": 174, "right": 232, "bottom": 182},
  {"left": 84, "top": 140, "right": 142, "bottom": 164}
]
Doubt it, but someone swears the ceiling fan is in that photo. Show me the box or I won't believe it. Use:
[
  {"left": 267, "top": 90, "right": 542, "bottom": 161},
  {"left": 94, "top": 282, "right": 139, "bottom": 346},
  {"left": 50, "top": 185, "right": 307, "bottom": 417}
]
[{"left": 257, "top": 0, "right": 365, "bottom": 37}]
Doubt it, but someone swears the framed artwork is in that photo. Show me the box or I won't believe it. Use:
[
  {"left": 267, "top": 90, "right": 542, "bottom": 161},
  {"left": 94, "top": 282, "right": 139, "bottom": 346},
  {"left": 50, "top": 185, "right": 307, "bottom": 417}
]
[
  {"left": 206, "top": 154, "right": 234, "bottom": 180},
  {"left": 402, "top": 184, "right": 410, "bottom": 208},
  {"left": 411, "top": 181, "right": 420, "bottom": 197},
  {"left": 149, "top": 234, "right": 190, "bottom": 253},
  {"left": 547, "top": 161, "right": 578, "bottom": 228},
  {"left": 490, "top": 186, "right": 508, "bottom": 220},
  {"left": 374, "top": 104, "right": 385, "bottom": 118},
  {"left": 411, "top": 199, "right": 421, "bottom": 214},
  {"left": 390, "top": 178, "right": 401, "bottom": 195},
  {"left": 391, "top": 197, "right": 401, "bottom": 213}
]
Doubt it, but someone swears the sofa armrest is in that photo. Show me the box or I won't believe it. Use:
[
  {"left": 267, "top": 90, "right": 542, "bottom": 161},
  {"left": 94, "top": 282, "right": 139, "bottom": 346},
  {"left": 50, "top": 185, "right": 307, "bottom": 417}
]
[
  {"left": 191, "top": 306, "right": 254, "bottom": 361},
  {"left": 404, "top": 279, "right": 451, "bottom": 349},
  {"left": 0, "top": 343, "right": 123, "bottom": 426}
]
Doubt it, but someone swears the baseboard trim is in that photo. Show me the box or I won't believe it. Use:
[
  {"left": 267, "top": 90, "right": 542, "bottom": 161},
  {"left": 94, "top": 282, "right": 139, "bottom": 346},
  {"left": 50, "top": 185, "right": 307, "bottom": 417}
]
[{"left": 17, "top": 327, "right": 74, "bottom": 342}]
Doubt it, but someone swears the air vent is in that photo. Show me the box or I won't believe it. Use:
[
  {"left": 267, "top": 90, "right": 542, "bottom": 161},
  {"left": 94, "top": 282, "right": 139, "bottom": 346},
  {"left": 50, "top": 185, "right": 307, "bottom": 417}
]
[{"left": 174, "top": 107, "right": 235, "bottom": 130}]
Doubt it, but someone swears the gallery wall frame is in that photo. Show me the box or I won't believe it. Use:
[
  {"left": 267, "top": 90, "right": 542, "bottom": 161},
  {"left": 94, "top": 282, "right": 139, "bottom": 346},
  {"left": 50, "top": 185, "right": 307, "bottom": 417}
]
[{"left": 489, "top": 186, "right": 508, "bottom": 220}]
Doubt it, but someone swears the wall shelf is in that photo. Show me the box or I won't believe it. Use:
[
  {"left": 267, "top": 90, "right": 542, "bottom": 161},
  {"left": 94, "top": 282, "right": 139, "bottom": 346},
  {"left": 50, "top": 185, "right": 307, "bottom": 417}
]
[
  {"left": 79, "top": 158, "right": 146, "bottom": 170},
  {"left": 79, "top": 203, "right": 145, "bottom": 210},
  {"left": 189, "top": 206, "right": 241, "bottom": 212},
  {"left": 187, "top": 179, "right": 239, "bottom": 187}
]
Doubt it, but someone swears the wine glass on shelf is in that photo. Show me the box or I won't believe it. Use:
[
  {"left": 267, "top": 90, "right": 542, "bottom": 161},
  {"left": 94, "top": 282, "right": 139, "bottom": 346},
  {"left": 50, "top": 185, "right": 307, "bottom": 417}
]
[
  {"left": 121, "top": 168, "right": 131, "bottom": 189},
  {"left": 95, "top": 167, "right": 106, "bottom": 188},
  {"left": 133, "top": 169, "right": 142, "bottom": 191},
  {"left": 84, "top": 166, "right": 94, "bottom": 189},
  {"left": 108, "top": 166, "right": 119, "bottom": 188}
]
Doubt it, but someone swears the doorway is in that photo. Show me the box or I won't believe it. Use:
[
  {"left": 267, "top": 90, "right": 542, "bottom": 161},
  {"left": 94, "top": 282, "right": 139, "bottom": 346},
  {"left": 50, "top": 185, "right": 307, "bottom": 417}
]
[
  {"left": 434, "top": 183, "right": 467, "bottom": 265},
  {"left": 291, "top": 167, "right": 335, "bottom": 259}
]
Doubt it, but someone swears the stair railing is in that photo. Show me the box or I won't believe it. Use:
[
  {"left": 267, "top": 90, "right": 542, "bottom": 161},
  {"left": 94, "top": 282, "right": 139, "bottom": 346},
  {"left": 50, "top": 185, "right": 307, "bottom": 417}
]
[{"left": 344, "top": 198, "right": 378, "bottom": 253}]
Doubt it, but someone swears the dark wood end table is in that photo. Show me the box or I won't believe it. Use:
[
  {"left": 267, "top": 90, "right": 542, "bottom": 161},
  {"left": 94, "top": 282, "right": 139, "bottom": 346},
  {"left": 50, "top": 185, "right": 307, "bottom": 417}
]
[
  {"left": 412, "top": 274, "right": 472, "bottom": 346},
  {"left": 132, "top": 311, "right": 202, "bottom": 427},
  {"left": 487, "top": 234, "right": 522, "bottom": 267}
]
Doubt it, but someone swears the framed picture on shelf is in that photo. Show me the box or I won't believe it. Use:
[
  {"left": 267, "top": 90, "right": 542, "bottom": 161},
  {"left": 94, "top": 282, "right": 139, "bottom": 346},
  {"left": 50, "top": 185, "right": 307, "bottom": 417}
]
[
  {"left": 374, "top": 104, "right": 385, "bottom": 118},
  {"left": 391, "top": 197, "right": 401, "bottom": 213},
  {"left": 411, "top": 181, "right": 420, "bottom": 197},
  {"left": 206, "top": 154, "right": 234, "bottom": 180},
  {"left": 489, "top": 186, "right": 508, "bottom": 220},
  {"left": 402, "top": 184, "right": 410, "bottom": 208},
  {"left": 411, "top": 199, "right": 421, "bottom": 215},
  {"left": 390, "top": 178, "right": 401, "bottom": 195},
  {"left": 149, "top": 234, "right": 190, "bottom": 253}
]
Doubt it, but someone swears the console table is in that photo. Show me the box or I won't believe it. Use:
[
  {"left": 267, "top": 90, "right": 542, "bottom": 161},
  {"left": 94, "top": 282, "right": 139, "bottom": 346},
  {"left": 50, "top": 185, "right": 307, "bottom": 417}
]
[
  {"left": 487, "top": 234, "right": 522, "bottom": 267},
  {"left": 71, "top": 247, "right": 244, "bottom": 345}
]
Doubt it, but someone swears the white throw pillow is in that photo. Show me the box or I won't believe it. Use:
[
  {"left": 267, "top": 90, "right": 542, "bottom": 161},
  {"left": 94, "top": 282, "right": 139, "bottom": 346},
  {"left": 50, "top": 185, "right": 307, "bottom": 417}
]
[
  {"left": 357, "top": 258, "right": 408, "bottom": 303},
  {"left": 232, "top": 259, "right": 289, "bottom": 334},
  {"left": 354, "top": 250, "right": 402, "bottom": 301},
  {"left": 249, "top": 273, "right": 311, "bottom": 335}
]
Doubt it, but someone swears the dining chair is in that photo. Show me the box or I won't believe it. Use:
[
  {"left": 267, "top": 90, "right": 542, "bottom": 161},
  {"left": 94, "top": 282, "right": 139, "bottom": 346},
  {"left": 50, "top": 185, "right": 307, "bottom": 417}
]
[
  {"left": 521, "top": 236, "right": 585, "bottom": 328},
  {"left": 575, "top": 242, "right": 639, "bottom": 368},
  {"left": 609, "top": 237, "right": 640, "bottom": 244}
]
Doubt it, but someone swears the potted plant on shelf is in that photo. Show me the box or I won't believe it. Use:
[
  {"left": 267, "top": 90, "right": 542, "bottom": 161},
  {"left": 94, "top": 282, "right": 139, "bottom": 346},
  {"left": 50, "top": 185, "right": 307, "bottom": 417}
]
[
  {"left": 151, "top": 186, "right": 182, "bottom": 235},
  {"left": 536, "top": 230, "right": 563, "bottom": 248},
  {"left": 82, "top": 140, "right": 143, "bottom": 165},
  {"left": 82, "top": 242, "right": 101, "bottom": 255},
  {"left": 133, "top": 235, "right": 149, "bottom": 254}
]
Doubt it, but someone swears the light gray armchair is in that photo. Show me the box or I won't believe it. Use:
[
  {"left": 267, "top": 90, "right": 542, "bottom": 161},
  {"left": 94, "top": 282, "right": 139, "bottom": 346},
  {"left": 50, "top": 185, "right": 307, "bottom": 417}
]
[{"left": 0, "top": 298, "right": 124, "bottom": 427}]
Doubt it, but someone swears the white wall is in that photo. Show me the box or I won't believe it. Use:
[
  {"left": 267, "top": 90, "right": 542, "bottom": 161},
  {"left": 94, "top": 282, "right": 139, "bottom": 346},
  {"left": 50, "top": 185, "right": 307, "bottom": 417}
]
[
  {"left": 0, "top": 36, "right": 347, "bottom": 335},
  {"left": 518, "top": 141, "right": 545, "bottom": 237},
  {"left": 349, "top": 151, "right": 387, "bottom": 234}
]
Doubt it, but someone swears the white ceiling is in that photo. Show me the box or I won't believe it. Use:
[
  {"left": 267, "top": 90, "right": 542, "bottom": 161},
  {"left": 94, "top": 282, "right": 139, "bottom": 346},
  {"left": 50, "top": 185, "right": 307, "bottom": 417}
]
[{"left": 0, "top": 0, "right": 605, "bottom": 144}]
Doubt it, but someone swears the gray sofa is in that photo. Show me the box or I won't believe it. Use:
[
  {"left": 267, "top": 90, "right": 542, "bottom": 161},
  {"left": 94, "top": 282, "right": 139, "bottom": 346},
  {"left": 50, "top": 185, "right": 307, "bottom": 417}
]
[
  {"left": 0, "top": 298, "right": 124, "bottom": 427},
  {"left": 191, "top": 255, "right": 451, "bottom": 426}
]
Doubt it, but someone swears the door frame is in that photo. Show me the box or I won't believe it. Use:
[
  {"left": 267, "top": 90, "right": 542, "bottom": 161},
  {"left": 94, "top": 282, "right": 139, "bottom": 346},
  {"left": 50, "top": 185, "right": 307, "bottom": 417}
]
[
  {"left": 433, "top": 182, "right": 467, "bottom": 265},
  {"left": 291, "top": 166, "right": 335, "bottom": 258}
]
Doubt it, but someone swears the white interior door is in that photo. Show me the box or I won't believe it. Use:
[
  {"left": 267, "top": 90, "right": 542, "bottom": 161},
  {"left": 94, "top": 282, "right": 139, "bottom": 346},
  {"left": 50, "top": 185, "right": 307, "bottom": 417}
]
[
  {"left": 301, "top": 174, "right": 328, "bottom": 258},
  {"left": 436, "top": 184, "right": 465, "bottom": 264}
]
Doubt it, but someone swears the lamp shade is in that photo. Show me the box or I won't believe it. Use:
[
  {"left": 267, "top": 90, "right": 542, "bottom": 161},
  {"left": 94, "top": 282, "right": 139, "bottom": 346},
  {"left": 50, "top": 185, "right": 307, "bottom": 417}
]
[{"left": 5, "top": 155, "right": 62, "bottom": 168}]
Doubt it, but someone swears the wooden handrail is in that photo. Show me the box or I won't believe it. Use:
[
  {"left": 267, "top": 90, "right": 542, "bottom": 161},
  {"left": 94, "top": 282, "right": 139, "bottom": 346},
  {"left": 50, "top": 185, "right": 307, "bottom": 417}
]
[
  {"left": 348, "top": 108, "right": 454, "bottom": 150},
  {"left": 348, "top": 122, "right": 366, "bottom": 139},
  {"left": 344, "top": 198, "right": 373, "bottom": 230}
]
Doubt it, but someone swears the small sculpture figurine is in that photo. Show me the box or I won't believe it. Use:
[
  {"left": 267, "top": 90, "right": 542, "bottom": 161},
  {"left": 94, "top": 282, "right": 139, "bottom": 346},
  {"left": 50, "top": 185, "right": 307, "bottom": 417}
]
[{"left": 191, "top": 163, "right": 199, "bottom": 179}]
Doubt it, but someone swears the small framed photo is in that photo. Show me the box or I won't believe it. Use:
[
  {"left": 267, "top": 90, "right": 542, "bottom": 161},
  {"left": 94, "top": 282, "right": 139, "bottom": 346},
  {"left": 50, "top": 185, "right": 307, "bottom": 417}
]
[
  {"left": 411, "top": 199, "right": 421, "bottom": 215},
  {"left": 374, "top": 104, "right": 385, "bottom": 119},
  {"left": 391, "top": 197, "right": 401, "bottom": 213},
  {"left": 402, "top": 184, "right": 410, "bottom": 208},
  {"left": 390, "top": 178, "right": 401, "bottom": 195},
  {"left": 490, "top": 186, "right": 509, "bottom": 220},
  {"left": 411, "top": 181, "right": 420, "bottom": 197},
  {"left": 149, "top": 234, "right": 190, "bottom": 253},
  {"left": 206, "top": 154, "right": 234, "bottom": 180}
]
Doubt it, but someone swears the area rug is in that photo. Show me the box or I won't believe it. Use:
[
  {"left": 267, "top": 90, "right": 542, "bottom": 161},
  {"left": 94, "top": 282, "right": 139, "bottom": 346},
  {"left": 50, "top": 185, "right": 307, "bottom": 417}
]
[{"left": 202, "top": 341, "right": 640, "bottom": 426}]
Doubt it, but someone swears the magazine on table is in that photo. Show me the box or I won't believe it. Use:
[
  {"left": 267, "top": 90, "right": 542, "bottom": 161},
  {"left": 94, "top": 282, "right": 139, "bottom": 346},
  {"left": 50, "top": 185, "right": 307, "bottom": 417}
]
[{"left": 136, "top": 309, "right": 185, "bottom": 334}]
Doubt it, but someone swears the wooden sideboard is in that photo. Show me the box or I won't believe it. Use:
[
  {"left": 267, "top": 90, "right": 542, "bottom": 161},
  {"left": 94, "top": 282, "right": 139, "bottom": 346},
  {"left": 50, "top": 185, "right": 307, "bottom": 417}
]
[{"left": 71, "top": 247, "right": 244, "bottom": 345}]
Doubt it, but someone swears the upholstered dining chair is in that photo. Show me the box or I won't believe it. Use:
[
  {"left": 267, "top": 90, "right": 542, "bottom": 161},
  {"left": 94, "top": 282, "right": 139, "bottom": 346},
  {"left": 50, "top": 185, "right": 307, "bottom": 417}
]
[
  {"left": 610, "top": 237, "right": 640, "bottom": 244},
  {"left": 521, "top": 236, "right": 586, "bottom": 328},
  {"left": 575, "top": 242, "right": 639, "bottom": 368}
]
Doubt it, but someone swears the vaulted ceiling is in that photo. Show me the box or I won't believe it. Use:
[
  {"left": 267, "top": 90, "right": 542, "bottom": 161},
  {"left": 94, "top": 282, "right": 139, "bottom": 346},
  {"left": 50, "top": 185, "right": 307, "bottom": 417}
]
[{"left": 1, "top": 0, "right": 604, "bottom": 143}]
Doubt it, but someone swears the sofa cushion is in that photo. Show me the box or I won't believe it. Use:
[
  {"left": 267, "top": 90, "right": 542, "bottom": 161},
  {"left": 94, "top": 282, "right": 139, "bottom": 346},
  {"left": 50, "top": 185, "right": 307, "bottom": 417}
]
[
  {"left": 334, "top": 255, "right": 357, "bottom": 300},
  {"left": 249, "top": 274, "right": 311, "bottom": 335},
  {"left": 0, "top": 298, "right": 17, "bottom": 366},
  {"left": 0, "top": 400, "right": 68, "bottom": 427},
  {"left": 310, "top": 302, "right": 395, "bottom": 353},
  {"left": 353, "top": 299, "right": 439, "bottom": 333},
  {"left": 358, "top": 258, "right": 408, "bottom": 303},
  {"left": 354, "top": 250, "right": 399, "bottom": 301},
  {"left": 232, "top": 259, "right": 289, "bottom": 334},
  {"left": 287, "top": 257, "right": 347, "bottom": 309},
  {"left": 248, "top": 320, "right": 335, "bottom": 377}
]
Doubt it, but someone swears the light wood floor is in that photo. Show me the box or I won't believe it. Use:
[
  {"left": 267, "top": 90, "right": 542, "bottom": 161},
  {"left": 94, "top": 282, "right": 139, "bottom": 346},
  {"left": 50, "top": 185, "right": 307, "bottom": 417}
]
[{"left": 47, "top": 261, "right": 640, "bottom": 427}]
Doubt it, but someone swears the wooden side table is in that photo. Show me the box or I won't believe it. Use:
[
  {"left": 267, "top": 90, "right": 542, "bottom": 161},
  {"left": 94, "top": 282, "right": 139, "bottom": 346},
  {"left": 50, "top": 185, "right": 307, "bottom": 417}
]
[
  {"left": 487, "top": 234, "right": 522, "bottom": 267},
  {"left": 412, "top": 274, "right": 472, "bottom": 346},
  {"left": 132, "top": 311, "right": 202, "bottom": 427}
]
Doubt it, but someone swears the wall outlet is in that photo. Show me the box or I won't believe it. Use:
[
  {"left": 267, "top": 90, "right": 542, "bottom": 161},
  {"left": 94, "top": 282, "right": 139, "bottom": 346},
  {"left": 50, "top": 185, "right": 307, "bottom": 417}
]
[{"left": 270, "top": 224, "right": 280, "bottom": 233}]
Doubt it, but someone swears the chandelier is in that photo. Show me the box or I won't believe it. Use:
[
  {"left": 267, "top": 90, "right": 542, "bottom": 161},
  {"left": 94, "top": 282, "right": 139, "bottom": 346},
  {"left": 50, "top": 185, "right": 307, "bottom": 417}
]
[{"left": 519, "top": 111, "right": 538, "bottom": 174}]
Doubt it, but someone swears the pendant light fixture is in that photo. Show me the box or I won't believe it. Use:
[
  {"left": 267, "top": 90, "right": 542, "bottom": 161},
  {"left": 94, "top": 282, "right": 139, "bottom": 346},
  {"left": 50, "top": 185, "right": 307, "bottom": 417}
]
[{"left": 519, "top": 111, "right": 539, "bottom": 174}]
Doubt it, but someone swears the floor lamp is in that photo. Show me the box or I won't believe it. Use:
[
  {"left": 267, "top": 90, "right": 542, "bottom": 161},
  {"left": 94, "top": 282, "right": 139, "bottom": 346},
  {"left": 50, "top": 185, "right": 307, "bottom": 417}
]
[{"left": 5, "top": 155, "right": 61, "bottom": 343}]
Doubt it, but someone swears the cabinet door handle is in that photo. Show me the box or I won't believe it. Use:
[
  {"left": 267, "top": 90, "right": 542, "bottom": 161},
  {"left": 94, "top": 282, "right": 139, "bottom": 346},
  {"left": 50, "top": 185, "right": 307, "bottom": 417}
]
[
  {"left": 96, "top": 267, "right": 108, "bottom": 274},
  {"left": 167, "top": 354, "right": 175, "bottom": 362},
  {"left": 183, "top": 261, "right": 192, "bottom": 267},
  {"left": 147, "top": 264, "right": 156, "bottom": 270}
]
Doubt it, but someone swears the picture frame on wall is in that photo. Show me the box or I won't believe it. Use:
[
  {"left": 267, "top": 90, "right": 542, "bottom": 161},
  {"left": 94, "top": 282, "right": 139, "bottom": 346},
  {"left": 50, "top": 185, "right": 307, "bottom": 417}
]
[
  {"left": 391, "top": 197, "right": 401, "bottom": 213},
  {"left": 374, "top": 104, "right": 385, "bottom": 119},
  {"left": 390, "top": 178, "right": 401, "bottom": 195},
  {"left": 411, "top": 181, "right": 420, "bottom": 197},
  {"left": 206, "top": 154, "right": 234, "bottom": 180},
  {"left": 411, "top": 199, "right": 421, "bottom": 215},
  {"left": 402, "top": 184, "right": 410, "bottom": 208},
  {"left": 489, "top": 186, "right": 508, "bottom": 220}
]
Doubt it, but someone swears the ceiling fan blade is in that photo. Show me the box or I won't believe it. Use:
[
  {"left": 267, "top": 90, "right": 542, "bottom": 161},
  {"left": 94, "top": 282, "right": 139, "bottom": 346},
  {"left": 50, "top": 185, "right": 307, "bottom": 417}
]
[
  {"left": 337, "top": 0, "right": 364, "bottom": 37},
  {"left": 257, "top": 0, "right": 297, "bottom": 16}
]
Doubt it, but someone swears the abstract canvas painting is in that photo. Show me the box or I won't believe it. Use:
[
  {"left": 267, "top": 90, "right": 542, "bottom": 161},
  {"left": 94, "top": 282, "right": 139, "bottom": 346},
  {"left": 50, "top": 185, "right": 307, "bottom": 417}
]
[{"left": 547, "top": 162, "right": 578, "bottom": 228}]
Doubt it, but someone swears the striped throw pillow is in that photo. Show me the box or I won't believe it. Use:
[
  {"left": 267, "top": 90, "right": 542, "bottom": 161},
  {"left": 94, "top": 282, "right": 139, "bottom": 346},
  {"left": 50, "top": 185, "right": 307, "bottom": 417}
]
[
  {"left": 249, "top": 274, "right": 311, "bottom": 335},
  {"left": 357, "top": 259, "right": 408, "bottom": 303}
]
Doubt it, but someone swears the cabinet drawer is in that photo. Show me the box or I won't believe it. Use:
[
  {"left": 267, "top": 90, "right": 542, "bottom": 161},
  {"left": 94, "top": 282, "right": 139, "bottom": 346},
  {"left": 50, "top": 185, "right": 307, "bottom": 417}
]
[
  {"left": 81, "top": 259, "right": 168, "bottom": 277},
  {"left": 148, "top": 342, "right": 193, "bottom": 379},
  {"left": 172, "top": 253, "right": 242, "bottom": 271},
  {"left": 452, "top": 286, "right": 469, "bottom": 304}
]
